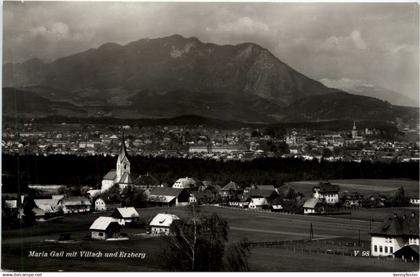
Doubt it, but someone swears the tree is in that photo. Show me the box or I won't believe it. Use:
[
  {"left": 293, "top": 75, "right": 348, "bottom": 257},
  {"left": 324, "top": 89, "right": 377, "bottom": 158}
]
[
  {"left": 22, "top": 194, "right": 36, "bottom": 227},
  {"left": 163, "top": 206, "right": 231, "bottom": 271},
  {"left": 224, "top": 238, "right": 251, "bottom": 271}
]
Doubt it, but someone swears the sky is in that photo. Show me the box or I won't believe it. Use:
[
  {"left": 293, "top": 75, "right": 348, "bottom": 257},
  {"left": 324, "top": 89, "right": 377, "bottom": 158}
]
[{"left": 3, "top": 2, "right": 419, "bottom": 102}]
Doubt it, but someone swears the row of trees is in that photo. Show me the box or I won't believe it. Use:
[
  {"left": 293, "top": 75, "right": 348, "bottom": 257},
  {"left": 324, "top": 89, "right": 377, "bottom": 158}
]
[{"left": 2, "top": 154, "right": 418, "bottom": 193}]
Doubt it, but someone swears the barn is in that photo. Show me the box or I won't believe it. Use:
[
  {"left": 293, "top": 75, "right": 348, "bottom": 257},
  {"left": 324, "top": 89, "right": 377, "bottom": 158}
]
[
  {"left": 89, "top": 216, "right": 121, "bottom": 240},
  {"left": 111, "top": 207, "right": 140, "bottom": 226},
  {"left": 149, "top": 213, "right": 180, "bottom": 236}
]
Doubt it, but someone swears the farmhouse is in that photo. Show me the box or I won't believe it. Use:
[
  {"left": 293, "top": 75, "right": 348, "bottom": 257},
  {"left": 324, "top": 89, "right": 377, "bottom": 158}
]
[
  {"left": 94, "top": 198, "right": 107, "bottom": 211},
  {"left": 190, "top": 191, "right": 215, "bottom": 204},
  {"left": 101, "top": 136, "right": 133, "bottom": 192},
  {"left": 59, "top": 196, "right": 91, "bottom": 214},
  {"left": 172, "top": 177, "right": 197, "bottom": 190},
  {"left": 313, "top": 182, "right": 340, "bottom": 204},
  {"left": 370, "top": 212, "right": 419, "bottom": 257},
  {"left": 148, "top": 187, "right": 190, "bottom": 206},
  {"left": 89, "top": 216, "right": 121, "bottom": 240},
  {"left": 303, "top": 198, "right": 324, "bottom": 214},
  {"left": 220, "top": 181, "right": 241, "bottom": 198},
  {"left": 149, "top": 213, "right": 180, "bottom": 236},
  {"left": 249, "top": 197, "right": 269, "bottom": 209},
  {"left": 111, "top": 207, "right": 140, "bottom": 226}
]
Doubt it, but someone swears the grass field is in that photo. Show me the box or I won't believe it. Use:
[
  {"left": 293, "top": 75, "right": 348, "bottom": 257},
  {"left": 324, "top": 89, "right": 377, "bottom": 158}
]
[
  {"left": 2, "top": 205, "right": 417, "bottom": 272},
  {"left": 285, "top": 179, "right": 419, "bottom": 198}
]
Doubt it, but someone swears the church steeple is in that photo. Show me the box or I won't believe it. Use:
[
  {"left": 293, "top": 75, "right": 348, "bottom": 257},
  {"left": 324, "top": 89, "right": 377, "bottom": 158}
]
[{"left": 116, "top": 133, "right": 130, "bottom": 183}]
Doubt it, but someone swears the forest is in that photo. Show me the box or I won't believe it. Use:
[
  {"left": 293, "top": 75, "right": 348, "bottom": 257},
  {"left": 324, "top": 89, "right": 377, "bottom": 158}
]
[{"left": 2, "top": 154, "right": 418, "bottom": 193}]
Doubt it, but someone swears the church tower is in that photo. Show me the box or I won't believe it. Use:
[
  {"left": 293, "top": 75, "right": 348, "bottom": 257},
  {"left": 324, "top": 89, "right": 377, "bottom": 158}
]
[
  {"left": 351, "top": 121, "right": 358, "bottom": 139},
  {"left": 116, "top": 135, "right": 130, "bottom": 183}
]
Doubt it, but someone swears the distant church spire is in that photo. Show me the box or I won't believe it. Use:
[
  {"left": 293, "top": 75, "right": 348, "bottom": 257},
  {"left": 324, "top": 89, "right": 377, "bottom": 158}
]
[{"left": 116, "top": 132, "right": 130, "bottom": 182}]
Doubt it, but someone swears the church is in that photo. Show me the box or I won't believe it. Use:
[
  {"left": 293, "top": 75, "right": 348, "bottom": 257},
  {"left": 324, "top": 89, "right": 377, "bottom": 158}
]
[{"left": 101, "top": 136, "right": 134, "bottom": 192}]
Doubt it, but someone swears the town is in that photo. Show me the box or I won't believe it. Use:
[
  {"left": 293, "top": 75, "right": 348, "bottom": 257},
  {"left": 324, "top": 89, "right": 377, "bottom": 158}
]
[
  {"left": 2, "top": 135, "right": 419, "bottom": 271},
  {"left": 2, "top": 119, "right": 419, "bottom": 163}
]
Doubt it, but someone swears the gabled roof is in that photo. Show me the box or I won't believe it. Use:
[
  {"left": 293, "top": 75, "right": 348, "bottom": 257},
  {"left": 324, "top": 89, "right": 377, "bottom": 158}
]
[
  {"left": 371, "top": 212, "right": 419, "bottom": 237},
  {"left": 90, "top": 216, "right": 118, "bottom": 231},
  {"left": 257, "top": 185, "right": 276, "bottom": 191},
  {"left": 394, "top": 245, "right": 419, "bottom": 255},
  {"left": 136, "top": 174, "right": 159, "bottom": 187},
  {"left": 117, "top": 136, "right": 129, "bottom": 164},
  {"left": 149, "top": 187, "right": 185, "bottom": 197},
  {"left": 250, "top": 197, "right": 269, "bottom": 206},
  {"left": 249, "top": 189, "right": 276, "bottom": 198},
  {"left": 149, "top": 213, "right": 180, "bottom": 227},
  {"left": 34, "top": 199, "right": 60, "bottom": 213},
  {"left": 222, "top": 181, "right": 240, "bottom": 191},
  {"left": 103, "top": 169, "right": 117, "bottom": 181},
  {"left": 303, "top": 198, "right": 319, "bottom": 209},
  {"left": 314, "top": 182, "right": 340, "bottom": 193},
  {"left": 114, "top": 207, "right": 139, "bottom": 219}
]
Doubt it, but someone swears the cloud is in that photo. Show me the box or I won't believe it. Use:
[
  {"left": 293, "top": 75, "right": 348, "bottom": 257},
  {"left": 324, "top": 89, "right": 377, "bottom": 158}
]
[
  {"left": 317, "top": 30, "right": 368, "bottom": 52},
  {"left": 29, "top": 22, "right": 94, "bottom": 42},
  {"left": 206, "top": 17, "right": 269, "bottom": 36},
  {"left": 319, "top": 78, "right": 372, "bottom": 91}
]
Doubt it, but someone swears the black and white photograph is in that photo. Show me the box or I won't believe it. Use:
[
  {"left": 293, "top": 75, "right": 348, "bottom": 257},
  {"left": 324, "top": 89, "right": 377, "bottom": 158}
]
[{"left": 1, "top": 1, "right": 419, "bottom": 273}]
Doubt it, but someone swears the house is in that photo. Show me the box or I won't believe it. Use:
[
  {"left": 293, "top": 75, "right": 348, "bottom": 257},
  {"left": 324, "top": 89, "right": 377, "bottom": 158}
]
[
  {"left": 229, "top": 195, "right": 251, "bottom": 209},
  {"left": 34, "top": 198, "right": 61, "bottom": 215},
  {"left": 410, "top": 198, "right": 420, "bottom": 205},
  {"left": 220, "top": 181, "right": 241, "bottom": 198},
  {"left": 135, "top": 173, "right": 160, "bottom": 190},
  {"left": 303, "top": 198, "right": 324, "bottom": 214},
  {"left": 370, "top": 212, "right": 419, "bottom": 257},
  {"left": 190, "top": 191, "right": 215, "bottom": 204},
  {"left": 248, "top": 189, "right": 278, "bottom": 200},
  {"left": 313, "top": 182, "right": 340, "bottom": 204},
  {"left": 249, "top": 197, "right": 269, "bottom": 209},
  {"left": 393, "top": 245, "right": 419, "bottom": 261},
  {"left": 59, "top": 196, "right": 91, "bottom": 214},
  {"left": 172, "top": 177, "right": 197, "bottom": 190},
  {"left": 94, "top": 198, "right": 107, "bottom": 211},
  {"left": 101, "top": 136, "right": 134, "bottom": 192},
  {"left": 270, "top": 199, "right": 284, "bottom": 212},
  {"left": 89, "top": 216, "right": 121, "bottom": 240},
  {"left": 111, "top": 207, "right": 140, "bottom": 226},
  {"left": 148, "top": 187, "right": 190, "bottom": 207},
  {"left": 149, "top": 213, "right": 180, "bottom": 236}
]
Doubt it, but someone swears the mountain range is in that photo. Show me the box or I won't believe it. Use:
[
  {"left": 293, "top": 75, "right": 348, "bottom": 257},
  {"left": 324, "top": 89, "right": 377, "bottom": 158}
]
[{"left": 3, "top": 34, "right": 418, "bottom": 124}]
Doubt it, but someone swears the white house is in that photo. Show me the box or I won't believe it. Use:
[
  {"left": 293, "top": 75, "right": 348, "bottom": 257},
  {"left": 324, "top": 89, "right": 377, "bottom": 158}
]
[
  {"left": 59, "top": 196, "right": 91, "bottom": 214},
  {"left": 172, "top": 177, "right": 197, "bottom": 189},
  {"left": 149, "top": 213, "right": 180, "bottom": 236},
  {"left": 95, "top": 198, "right": 107, "bottom": 211},
  {"left": 303, "top": 198, "right": 324, "bottom": 214},
  {"left": 313, "top": 182, "right": 340, "bottom": 204},
  {"left": 89, "top": 216, "right": 121, "bottom": 240},
  {"left": 371, "top": 212, "right": 419, "bottom": 257},
  {"left": 111, "top": 207, "right": 140, "bottom": 226},
  {"left": 248, "top": 197, "right": 269, "bottom": 209}
]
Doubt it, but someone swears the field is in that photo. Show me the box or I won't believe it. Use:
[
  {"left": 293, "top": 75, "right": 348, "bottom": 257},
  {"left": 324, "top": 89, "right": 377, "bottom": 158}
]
[
  {"left": 285, "top": 179, "right": 419, "bottom": 198},
  {"left": 2, "top": 205, "right": 419, "bottom": 272}
]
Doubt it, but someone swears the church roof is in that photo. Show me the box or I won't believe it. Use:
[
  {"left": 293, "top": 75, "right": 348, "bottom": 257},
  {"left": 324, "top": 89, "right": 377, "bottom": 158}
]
[
  {"left": 119, "top": 172, "right": 133, "bottom": 184},
  {"left": 103, "top": 170, "right": 117, "bottom": 181},
  {"left": 117, "top": 135, "right": 129, "bottom": 164}
]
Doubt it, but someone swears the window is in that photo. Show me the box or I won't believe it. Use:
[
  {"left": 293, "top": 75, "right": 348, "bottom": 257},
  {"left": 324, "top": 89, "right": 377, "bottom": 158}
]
[
  {"left": 99, "top": 232, "right": 104, "bottom": 236},
  {"left": 379, "top": 246, "right": 383, "bottom": 253},
  {"left": 374, "top": 245, "right": 378, "bottom": 252},
  {"left": 390, "top": 247, "right": 393, "bottom": 253},
  {"left": 384, "top": 246, "right": 388, "bottom": 253}
]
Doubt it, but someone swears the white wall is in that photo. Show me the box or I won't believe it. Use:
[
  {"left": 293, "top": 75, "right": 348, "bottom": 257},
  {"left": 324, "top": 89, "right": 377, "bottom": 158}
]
[{"left": 371, "top": 236, "right": 405, "bottom": 257}]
